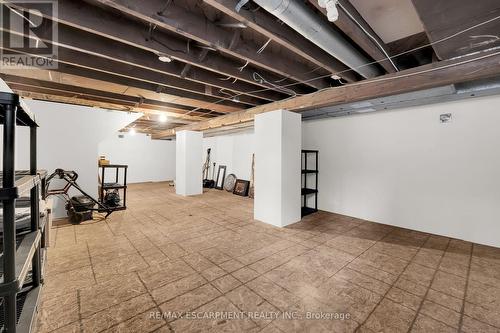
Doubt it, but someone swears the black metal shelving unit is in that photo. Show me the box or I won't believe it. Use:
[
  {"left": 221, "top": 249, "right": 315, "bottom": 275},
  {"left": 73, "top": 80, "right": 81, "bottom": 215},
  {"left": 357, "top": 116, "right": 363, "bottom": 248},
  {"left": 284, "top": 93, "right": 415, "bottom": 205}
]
[
  {"left": 0, "top": 92, "right": 47, "bottom": 332},
  {"left": 99, "top": 165, "right": 128, "bottom": 211},
  {"left": 301, "top": 150, "right": 318, "bottom": 217}
]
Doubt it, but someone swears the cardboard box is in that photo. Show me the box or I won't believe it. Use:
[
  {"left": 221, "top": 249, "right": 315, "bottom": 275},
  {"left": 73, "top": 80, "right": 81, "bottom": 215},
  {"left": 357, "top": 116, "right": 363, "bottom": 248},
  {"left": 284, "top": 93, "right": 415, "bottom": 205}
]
[{"left": 98, "top": 156, "right": 110, "bottom": 166}]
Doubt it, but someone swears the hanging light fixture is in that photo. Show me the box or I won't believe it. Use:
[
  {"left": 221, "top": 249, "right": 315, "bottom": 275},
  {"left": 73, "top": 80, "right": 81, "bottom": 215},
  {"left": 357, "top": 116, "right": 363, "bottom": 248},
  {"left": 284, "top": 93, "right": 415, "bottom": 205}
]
[
  {"left": 318, "top": 0, "right": 339, "bottom": 22},
  {"left": 326, "top": 1, "right": 339, "bottom": 22},
  {"left": 158, "top": 54, "right": 172, "bottom": 63}
]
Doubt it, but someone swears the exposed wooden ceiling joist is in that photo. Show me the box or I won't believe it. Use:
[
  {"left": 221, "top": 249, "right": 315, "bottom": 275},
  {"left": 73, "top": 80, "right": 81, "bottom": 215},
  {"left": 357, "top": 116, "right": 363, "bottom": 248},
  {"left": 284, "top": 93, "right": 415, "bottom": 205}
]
[
  {"left": 0, "top": 74, "right": 216, "bottom": 121},
  {"left": 23, "top": 20, "right": 283, "bottom": 103},
  {"left": 85, "top": 0, "right": 332, "bottom": 90},
  {"left": 122, "top": 115, "right": 186, "bottom": 137},
  {"left": 16, "top": 90, "right": 208, "bottom": 124},
  {"left": 49, "top": 46, "right": 259, "bottom": 108},
  {"left": 12, "top": 0, "right": 308, "bottom": 97},
  {"left": 411, "top": 0, "right": 500, "bottom": 60},
  {"left": 2, "top": 21, "right": 265, "bottom": 110},
  {"left": 152, "top": 50, "right": 500, "bottom": 139},
  {"left": 0, "top": 68, "right": 224, "bottom": 118},
  {"left": 386, "top": 32, "right": 435, "bottom": 70},
  {"left": 307, "top": 0, "right": 397, "bottom": 74},
  {"left": 202, "top": 0, "right": 359, "bottom": 83},
  {"left": 5, "top": 90, "right": 210, "bottom": 125},
  {"left": 203, "top": 121, "right": 254, "bottom": 138},
  {"left": 1, "top": 45, "right": 245, "bottom": 113}
]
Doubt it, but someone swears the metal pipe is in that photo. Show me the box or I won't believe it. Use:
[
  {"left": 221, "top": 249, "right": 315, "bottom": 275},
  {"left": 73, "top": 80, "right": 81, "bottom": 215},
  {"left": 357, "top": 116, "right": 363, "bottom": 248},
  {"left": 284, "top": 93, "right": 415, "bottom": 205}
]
[
  {"left": 30, "top": 127, "right": 38, "bottom": 232},
  {"left": 30, "top": 126, "right": 41, "bottom": 287},
  {"left": 3, "top": 103, "right": 18, "bottom": 332},
  {"left": 123, "top": 167, "right": 128, "bottom": 209},
  {"left": 253, "top": 0, "right": 382, "bottom": 79}
]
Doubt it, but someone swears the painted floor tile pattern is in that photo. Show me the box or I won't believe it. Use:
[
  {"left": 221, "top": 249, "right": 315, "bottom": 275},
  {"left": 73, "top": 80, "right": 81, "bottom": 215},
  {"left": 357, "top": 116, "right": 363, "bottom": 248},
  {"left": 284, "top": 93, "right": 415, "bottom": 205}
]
[{"left": 35, "top": 183, "right": 500, "bottom": 332}]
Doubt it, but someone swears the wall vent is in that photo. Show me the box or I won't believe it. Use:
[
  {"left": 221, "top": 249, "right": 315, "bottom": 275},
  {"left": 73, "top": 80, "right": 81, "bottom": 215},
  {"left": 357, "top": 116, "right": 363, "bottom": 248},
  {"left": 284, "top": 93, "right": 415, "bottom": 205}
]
[{"left": 440, "top": 113, "right": 452, "bottom": 123}]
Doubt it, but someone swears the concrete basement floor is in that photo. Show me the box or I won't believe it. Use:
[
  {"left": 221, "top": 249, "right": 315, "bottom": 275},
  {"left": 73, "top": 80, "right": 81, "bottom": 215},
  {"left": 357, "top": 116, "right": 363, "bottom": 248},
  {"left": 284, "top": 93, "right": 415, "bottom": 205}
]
[{"left": 36, "top": 183, "right": 500, "bottom": 333}]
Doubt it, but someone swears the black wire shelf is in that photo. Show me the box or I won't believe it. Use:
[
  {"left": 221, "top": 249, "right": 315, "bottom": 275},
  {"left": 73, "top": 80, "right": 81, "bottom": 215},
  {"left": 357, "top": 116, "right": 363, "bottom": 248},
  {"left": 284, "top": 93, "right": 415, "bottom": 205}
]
[
  {"left": 301, "top": 188, "right": 318, "bottom": 195},
  {"left": 1, "top": 92, "right": 46, "bottom": 332},
  {"left": 301, "top": 150, "right": 319, "bottom": 217}
]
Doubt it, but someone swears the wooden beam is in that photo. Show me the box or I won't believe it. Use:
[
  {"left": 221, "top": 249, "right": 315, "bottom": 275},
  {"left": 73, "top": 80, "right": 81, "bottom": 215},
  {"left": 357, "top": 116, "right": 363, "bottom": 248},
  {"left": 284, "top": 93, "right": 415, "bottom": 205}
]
[
  {"left": 203, "top": 122, "right": 254, "bottom": 137},
  {"left": 308, "top": 0, "right": 397, "bottom": 74},
  {"left": 15, "top": 90, "right": 208, "bottom": 123},
  {"left": 0, "top": 67, "right": 225, "bottom": 116},
  {"left": 386, "top": 32, "right": 434, "bottom": 70},
  {"left": 386, "top": 32, "right": 430, "bottom": 56},
  {"left": 203, "top": 0, "right": 358, "bottom": 83},
  {"left": 121, "top": 116, "right": 185, "bottom": 136},
  {"left": 411, "top": 0, "right": 500, "bottom": 60},
  {"left": 0, "top": 74, "right": 214, "bottom": 121},
  {"left": 12, "top": 0, "right": 307, "bottom": 96},
  {"left": 152, "top": 50, "right": 500, "bottom": 139},
  {"left": 86, "top": 0, "right": 332, "bottom": 90},
  {"left": 1, "top": 44, "right": 246, "bottom": 113},
  {"left": 3, "top": 83, "right": 212, "bottom": 123},
  {"left": 26, "top": 20, "right": 283, "bottom": 103},
  {"left": 1, "top": 21, "right": 268, "bottom": 108}
]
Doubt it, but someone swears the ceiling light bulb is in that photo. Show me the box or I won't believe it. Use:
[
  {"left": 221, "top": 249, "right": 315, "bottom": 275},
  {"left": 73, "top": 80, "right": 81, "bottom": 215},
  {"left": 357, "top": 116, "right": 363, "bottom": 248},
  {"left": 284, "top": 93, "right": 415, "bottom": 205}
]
[
  {"left": 158, "top": 54, "right": 172, "bottom": 63},
  {"left": 326, "top": 1, "right": 339, "bottom": 22},
  {"left": 327, "top": 9, "right": 339, "bottom": 22},
  {"left": 159, "top": 114, "right": 168, "bottom": 123},
  {"left": 331, "top": 74, "right": 342, "bottom": 80},
  {"left": 129, "top": 128, "right": 136, "bottom": 136}
]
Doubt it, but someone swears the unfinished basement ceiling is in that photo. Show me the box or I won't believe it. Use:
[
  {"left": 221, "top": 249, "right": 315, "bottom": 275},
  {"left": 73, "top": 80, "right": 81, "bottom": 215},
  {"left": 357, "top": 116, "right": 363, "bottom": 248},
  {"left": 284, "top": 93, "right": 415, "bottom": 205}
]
[
  {"left": 121, "top": 114, "right": 186, "bottom": 136},
  {"left": 349, "top": 0, "right": 425, "bottom": 43},
  {"left": 411, "top": 0, "right": 500, "bottom": 60},
  {"left": 1, "top": 0, "right": 499, "bottom": 137}
]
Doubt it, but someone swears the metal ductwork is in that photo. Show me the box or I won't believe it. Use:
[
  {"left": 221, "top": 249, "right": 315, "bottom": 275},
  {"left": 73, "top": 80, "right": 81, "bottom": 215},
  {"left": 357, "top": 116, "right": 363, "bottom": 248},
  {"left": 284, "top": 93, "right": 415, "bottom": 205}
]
[
  {"left": 300, "top": 77, "right": 500, "bottom": 121},
  {"left": 252, "top": 0, "right": 382, "bottom": 79}
]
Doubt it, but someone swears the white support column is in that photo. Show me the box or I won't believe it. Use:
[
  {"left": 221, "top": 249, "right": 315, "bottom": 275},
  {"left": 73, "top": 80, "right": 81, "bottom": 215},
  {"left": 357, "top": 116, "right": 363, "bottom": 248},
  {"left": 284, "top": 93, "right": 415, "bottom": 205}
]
[
  {"left": 254, "top": 109, "right": 301, "bottom": 227},
  {"left": 176, "top": 130, "right": 203, "bottom": 196}
]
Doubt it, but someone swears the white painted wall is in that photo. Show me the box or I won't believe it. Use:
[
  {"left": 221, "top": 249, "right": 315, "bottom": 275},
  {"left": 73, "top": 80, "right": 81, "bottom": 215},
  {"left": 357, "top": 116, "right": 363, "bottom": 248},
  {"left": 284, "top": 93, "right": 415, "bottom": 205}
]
[
  {"left": 202, "top": 131, "right": 255, "bottom": 181},
  {"left": 98, "top": 133, "right": 175, "bottom": 184},
  {"left": 255, "top": 110, "right": 301, "bottom": 227},
  {"left": 0, "top": 99, "right": 139, "bottom": 218},
  {"left": 303, "top": 95, "right": 500, "bottom": 247},
  {"left": 176, "top": 131, "right": 203, "bottom": 196}
]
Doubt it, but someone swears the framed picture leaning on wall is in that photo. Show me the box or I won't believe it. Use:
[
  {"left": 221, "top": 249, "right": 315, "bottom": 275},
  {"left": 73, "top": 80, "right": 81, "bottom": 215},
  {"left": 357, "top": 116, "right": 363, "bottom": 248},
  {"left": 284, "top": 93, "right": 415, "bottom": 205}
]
[
  {"left": 233, "top": 179, "right": 250, "bottom": 197},
  {"left": 215, "top": 165, "right": 226, "bottom": 190}
]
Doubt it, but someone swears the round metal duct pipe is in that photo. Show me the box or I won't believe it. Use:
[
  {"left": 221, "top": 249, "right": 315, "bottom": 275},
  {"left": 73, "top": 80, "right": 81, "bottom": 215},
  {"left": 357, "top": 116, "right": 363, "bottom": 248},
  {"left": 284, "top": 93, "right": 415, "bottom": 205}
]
[{"left": 253, "top": 0, "right": 382, "bottom": 79}]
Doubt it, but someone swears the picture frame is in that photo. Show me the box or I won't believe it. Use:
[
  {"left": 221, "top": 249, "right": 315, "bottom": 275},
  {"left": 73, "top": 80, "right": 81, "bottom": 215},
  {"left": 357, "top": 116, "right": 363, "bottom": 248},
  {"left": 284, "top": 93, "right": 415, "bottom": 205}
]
[
  {"left": 233, "top": 179, "right": 250, "bottom": 197},
  {"left": 215, "top": 165, "right": 227, "bottom": 190}
]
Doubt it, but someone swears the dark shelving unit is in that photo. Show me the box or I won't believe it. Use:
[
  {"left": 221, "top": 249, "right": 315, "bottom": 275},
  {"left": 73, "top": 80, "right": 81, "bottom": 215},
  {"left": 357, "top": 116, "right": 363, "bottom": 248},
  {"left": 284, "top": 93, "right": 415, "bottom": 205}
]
[
  {"left": 301, "top": 150, "right": 318, "bottom": 217},
  {"left": 0, "top": 92, "right": 47, "bottom": 332},
  {"left": 99, "top": 165, "right": 128, "bottom": 211}
]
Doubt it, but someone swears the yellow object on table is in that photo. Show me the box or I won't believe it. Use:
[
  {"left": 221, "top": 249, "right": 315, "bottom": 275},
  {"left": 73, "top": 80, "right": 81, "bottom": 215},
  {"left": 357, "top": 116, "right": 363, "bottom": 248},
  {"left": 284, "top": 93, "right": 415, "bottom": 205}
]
[{"left": 98, "top": 156, "right": 110, "bottom": 166}]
